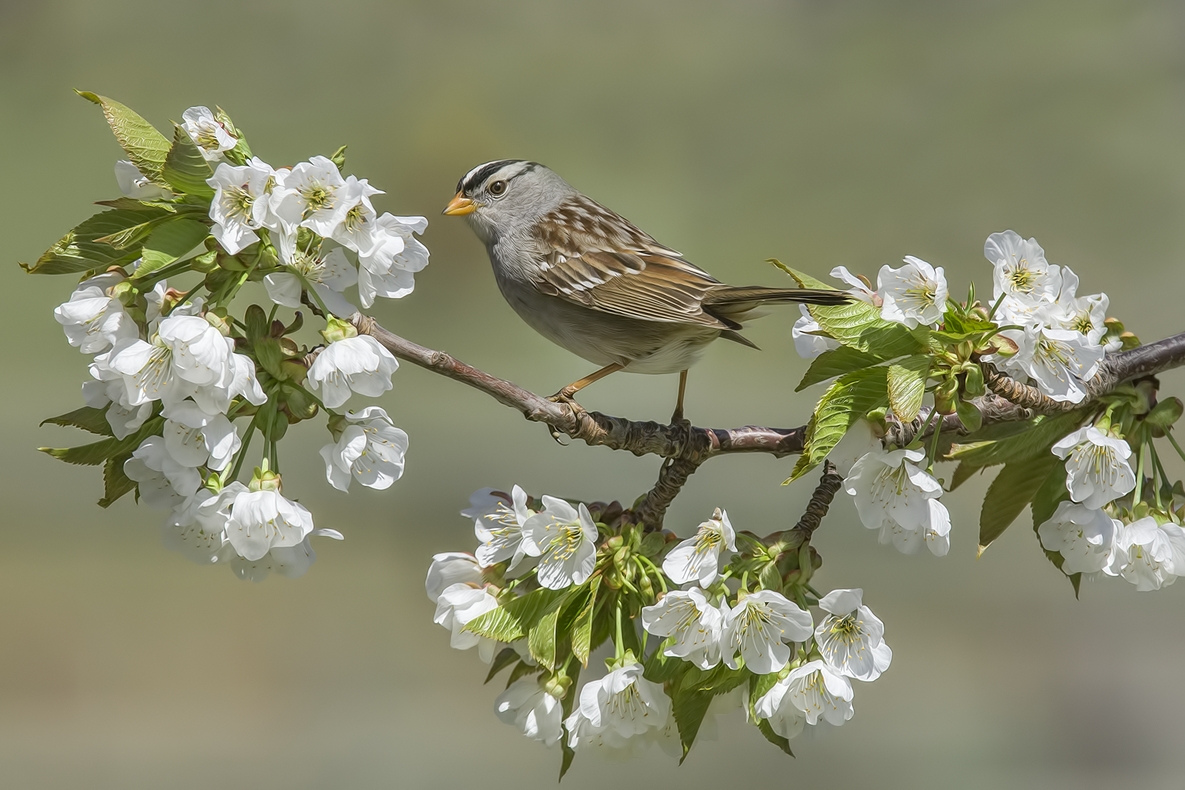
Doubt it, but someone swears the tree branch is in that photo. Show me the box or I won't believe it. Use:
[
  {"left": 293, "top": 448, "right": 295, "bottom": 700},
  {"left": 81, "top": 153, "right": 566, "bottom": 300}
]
[{"left": 350, "top": 313, "right": 1185, "bottom": 527}]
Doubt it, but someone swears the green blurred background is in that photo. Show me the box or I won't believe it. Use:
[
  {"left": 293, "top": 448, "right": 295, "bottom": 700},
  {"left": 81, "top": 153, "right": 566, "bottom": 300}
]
[{"left": 3, "top": 1, "right": 1185, "bottom": 787}]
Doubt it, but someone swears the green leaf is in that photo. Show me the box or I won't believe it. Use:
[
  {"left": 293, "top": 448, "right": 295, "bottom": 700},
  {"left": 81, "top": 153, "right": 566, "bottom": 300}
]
[
  {"left": 978, "top": 453, "right": 1061, "bottom": 553},
  {"left": 949, "top": 461, "right": 983, "bottom": 491},
  {"left": 947, "top": 410, "right": 1087, "bottom": 466},
  {"left": 528, "top": 605, "right": 562, "bottom": 671},
  {"left": 955, "top": 397, "right": 983, "bottom": 432},
  {"left": 643, "top": 649, "right": 685, "bottom": 684},
  {"left": 22, "top": 208, "right": 168, "bottom": 274},
  {"left": 796, "top": 346, "right": 884, "bottom": 391},
  {"left": 329, "top": 145, "right": 347, "bottom": 171},
  {"left": 788, "top": 366, "right": 889, "bottom": 482},
  {"left": 162, "top": 124, "right": 215, "bottom": 198},
  {"left": 94, "top": 197, "right": 177, "bottom": 212},
  {"left": 254, "top": 338, "right": 286, "bottom": 380},
  {"left": 506, "top": 660, "right": 543, "bottom": 688},
  {"left": 756, "top": 719, "right": 795, "bottom": 756},
  {"left": 464, "top": 587, "right": 568, "bottom": 643},
  {"left": 41, "top": 406, "right": 113, "bottom": 437},
  {"left": 96, "top": 213, "right": 176, "bottom": 249},
  {"left": 483, "top": 647, "right": 520, "bottom": 685},
  {"left": 886, "top": 356, "right": 931, "bottom": 422},
  {"left": 134, "top": 218, "right": 211, "bottom": 279},
  {"left": 99, "top": 453, "right": 136, "bottom": 507},
  {"left": 943, "top": 310, "right": 995, "bottom": 335},
  {"left": 77, "top": 91, "right": 170, "bottom": 181},
  {"left": 569, "top": 576, "right": 600, "bottom": 666},
  {"left": 673, "top": 688, "right": 714, "bottom": 762},
  {"left": 39, "top": 417, "right": 161, "bottom": 469}
]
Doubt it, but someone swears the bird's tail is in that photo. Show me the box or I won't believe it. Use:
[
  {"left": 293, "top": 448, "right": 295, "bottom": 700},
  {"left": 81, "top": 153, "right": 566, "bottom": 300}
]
[{"left": 704, "top": 285, "right": 851, "bottom": 308}]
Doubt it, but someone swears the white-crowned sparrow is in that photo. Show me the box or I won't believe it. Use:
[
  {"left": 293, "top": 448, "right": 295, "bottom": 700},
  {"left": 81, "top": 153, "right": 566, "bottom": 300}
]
[{"left": 444, "top": 159, "right": 848, "bottom": 420}]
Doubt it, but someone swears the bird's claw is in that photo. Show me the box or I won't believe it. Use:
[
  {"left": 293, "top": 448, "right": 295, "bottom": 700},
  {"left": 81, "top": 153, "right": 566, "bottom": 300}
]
[{"left": 547, "top": 389, "right": 585, "bottom": 445}]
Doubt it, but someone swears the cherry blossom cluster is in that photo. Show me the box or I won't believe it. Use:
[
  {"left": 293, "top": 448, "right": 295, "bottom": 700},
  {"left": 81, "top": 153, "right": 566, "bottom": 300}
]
[
  {"left": 785, "top": 231, "right": 1167, "bottom": 566},
  {"left": 427, "top": 490, "right": 892, "bottom": 773},
  {"left": 39, "top": 97, "right": 426, "bottom": 579}
]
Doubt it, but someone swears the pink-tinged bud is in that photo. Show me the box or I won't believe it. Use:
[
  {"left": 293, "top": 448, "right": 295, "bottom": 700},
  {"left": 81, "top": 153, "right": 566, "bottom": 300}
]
[{"left": 989, "top": 335, "right": 1020, "bottom": 358}]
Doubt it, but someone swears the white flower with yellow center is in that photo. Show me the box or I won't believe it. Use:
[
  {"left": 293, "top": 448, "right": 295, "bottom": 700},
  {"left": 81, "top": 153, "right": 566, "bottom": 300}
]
[
  {"left": 563, "top": 662, "right": 671, "bottom": 751},
  {"left": 162, "top": 400, "right": 241, "bottom": 471},
  {"left": 1105, "top": 517, "right": 1185, "bottom": 591},
  {"left": 270, "top": 156, "right": 348, "bottom": 237},
  {"left": 207, "top": 158, "right": 275, "bottom": 254},
  {"left": 1042, "top": 268, "right": 1109, "bottom": 346},
  {"left": 1037, "top": 501, "right": 1119, "bottom": 575},
  {"left": 521, "top": 497, "right": 599, "bottom": 590},
  {"left": 845, "top": 447, "right": 951, "bottom": 557},
  {"left": 662, "top": 507, "right": 737, "bottom": 586},
  {"left": 357, "top": 214, "right": 431, "bottom": 308},
  {"left": 181, "top": 106, "right": 237, "bottom": 161},
  {"left": 54, "top": 274, "right": 137, "bottom": 354},
  {"left": 814, "top": 588, "right": 892, "bottom": 681},
  {"left": 985, "top": 229, "right": 1061, "bottom": 303},
  {"left": 877, "top": 255, "right": 948, "bottom": 328},
  {"left": 1051, "top": 427, "right": 1136, "bottom": 509},
  {"left": 106, "top": 315, "right": 233, "bottom": 407},
  {"left": 641, "top": 587, "right": 727, "bottom": 670},
  {"left": 722, "top": 590, "right": 814, "bottom": 675},
  {"left": 995, "top": 323, "right": 1104, "bottom": 404},
  {"left": 758, "top": 660, "right": 854, "bottom": 728},
  {"left": 330, "top": 175, "right": 384, "bottom": 256},
  {"left": 831, "top": 265, "right": 877, "bottom": 303},
  {"left": 319, "top": 406, "right": 408, "bottom": 492},
  {"left": 474, "top": 484, "right": 534, "bottom": 570}
]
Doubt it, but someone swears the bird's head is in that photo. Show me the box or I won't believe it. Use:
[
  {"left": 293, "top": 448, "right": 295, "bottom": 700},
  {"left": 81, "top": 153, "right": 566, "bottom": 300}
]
[{"left": 443, "top": 160, "right": 574, "bottom": 244}]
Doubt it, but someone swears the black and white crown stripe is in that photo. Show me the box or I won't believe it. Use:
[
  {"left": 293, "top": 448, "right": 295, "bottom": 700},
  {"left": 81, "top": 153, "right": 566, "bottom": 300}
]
[{"left": 457, "top": 159, "right": 540, "bottom": 195}]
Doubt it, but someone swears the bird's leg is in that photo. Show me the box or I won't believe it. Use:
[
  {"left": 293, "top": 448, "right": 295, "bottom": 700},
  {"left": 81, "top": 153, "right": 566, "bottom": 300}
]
[
  {"left": 670, "top": 369, "right": 689, "bottom": 424},
  {"left": 549, "top": 362, "right": 624, "bottom": 404}
]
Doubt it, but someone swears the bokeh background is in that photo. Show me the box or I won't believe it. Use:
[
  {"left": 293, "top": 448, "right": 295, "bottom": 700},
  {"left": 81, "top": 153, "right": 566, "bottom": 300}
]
[{"left": 3, "top": 1, "right": 1185, "bottom": 787}]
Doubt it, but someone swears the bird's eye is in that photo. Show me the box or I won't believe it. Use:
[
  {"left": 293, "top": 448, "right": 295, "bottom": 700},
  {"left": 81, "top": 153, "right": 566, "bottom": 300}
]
[{"left": 488, "top": 180, "right": 507, "bottom": 196}]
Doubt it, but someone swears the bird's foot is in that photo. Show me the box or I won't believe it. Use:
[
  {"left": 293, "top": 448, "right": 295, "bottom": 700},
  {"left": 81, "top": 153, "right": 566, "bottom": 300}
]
[{"left": 547, "top": 388, "right": 586, "bottom": 445}]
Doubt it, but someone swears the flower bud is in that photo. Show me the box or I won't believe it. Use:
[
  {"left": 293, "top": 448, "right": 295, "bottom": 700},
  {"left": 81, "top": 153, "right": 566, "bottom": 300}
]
[
  {"left": 606, "top": 535, "right": 624, "bottom": 551},
  {"left": 544, "top": 673, "right": 572, "bottom": 700},
  {"left": 934, "top": 378, "right": 959, "bottom": 415},
  {"left": 321, "top": 316, "right": 358, "bottom": 344},
  {"left": 249, "top": 461, "right": 282, "bottom": 493},
  {"left": 988, "top": 334, "right": 1020, "bottom": 358},
  {"left": 962, "top": 364, "right": 985, "bottom": 398}
]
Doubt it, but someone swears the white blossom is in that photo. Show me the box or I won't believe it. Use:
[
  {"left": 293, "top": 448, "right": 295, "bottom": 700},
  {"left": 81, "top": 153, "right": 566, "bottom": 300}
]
[
  {"left": 114, "top": 160, "right": 173, "bottom": 200},
  {"left": 263, "top": 245, "right": 358, "bottom": 318},
  {"left": 1037, "top": 501, "right": 1119, "bottom": 575},
  {"left": 228, "top": 530, "right": 343, "bottom": 582},
  {"left": 356, "top": 214, "right": 431, "bottom": 308},
  {"left": 757, "top": 660, "right": 854, "bottom": 728},
  {"left": 1043, "top": 268, "right": 1109, "bottom": 346},
  {"left": 662, "top": 508, "right": 736, "bottom": 586},
  {"left": 1051, "top": 427, "right": 1136, "bottom": 509},
  {"left": 181, "top": 106, "right": 237, "bottom": 161},
  {"left": 474, "top": 484, "right": 533, "bottom": 570},
  {"left": 306, "top": 335, "right": 399, "bottom": 409},
  {"left": 845, "top": 447, "right": 951, "bottom": 557},
  {"left": 54, "top": 276, "right": 137, "bottom": 354},
  {"left": 641, "top": 587, "right": 726, "bottom": 670},
  {"left": 330, "top": 176, "right": 384, "bottom": 256},
  {"left": 722, "top": 590, "right": 814, "bottom": 675},
  {"left": 207, "top": 158, "right": 275, "bottom": 254},
  {"left": 319, "top": 406, "right": 408, "bottom": 492},
  {"left": 495, "top": 676, "right": 564, "bottom": 747},
  {"left": 830, "top": 265, "right": 877, "bottom": 303},
  {"left": 224, "top": 489, "right": 315, "bottom": 562},
  {"left": 1105, "top": 517, "right": 1185, "bottom": 591},
  {"left": 433, "top": 582, "right": 499, "bottom": 663},
  {"left": 877, "top": 255, "right": 948, "bottom": 328},
  {"left": 791, "top": 305, "right": 839, "bottom": 360},
  {"left": 985, "top": 230, "right": 1061, "bottom": 304},
  {"left": 521, "top": 498, "right": 599, "bottom": 590},
  {"left": 827, "top": 419, "right": 880, "bottom": 477},
  {"left": 270, "top": 156, "right": 348, "bottom": 237},
  {"left": 995, "top": 323, "right": 1103, "bottom": 404},
  {"left": 162, "top": 482, "right": 244, "bottom": 565},
  {"left": 564, "top": 663, "right": 671, "bottom": 751},
  {"left": 425, "top": 552, "right": 482, "bottom": 603},
  {"left": 124, "top": 436, "right": 201, "bottom": 509},
  {"left": 814, "top": 588, "right": 892, "bottom": 681},
  {"left": 106, "top": 315, "right": 233, "bottom": 407},
  {"left": 162, "top": 400, "right": 241, "bottom": 471},
  {"left": 84, "top": 355, "right": 154, "bottom": 439}
]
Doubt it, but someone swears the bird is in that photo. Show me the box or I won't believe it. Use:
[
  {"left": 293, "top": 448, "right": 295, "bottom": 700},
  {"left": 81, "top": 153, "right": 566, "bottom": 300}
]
[{"left": 443, "top": 159, "right": 849, "bottom": 422}]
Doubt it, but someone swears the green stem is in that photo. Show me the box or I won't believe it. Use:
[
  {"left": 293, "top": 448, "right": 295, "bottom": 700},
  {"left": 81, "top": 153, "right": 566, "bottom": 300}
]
[
  {"left": 291, "top": 269, "right": 331, "bottom": 316},
  {"left": 1149, "top": 441, "right": 1170, "bottom": 510},
  {"left": 987, "top": 293, "right": 1007, "bottom": 321},
  {"left": 267, "top": 303, "right": 279, "bottom": 323},
  {"left": 1165, "top": 429, "right": 1185, "bottom": 466},
  {"left": 136, "top": 258, "right": 197, "bottom": 290},
  {"left": 614, "top": 601, "right": 625, "bottom": 661},
  {"left": 1134, "top": 439, "right": 1146, "bottom": 506},
  {"left": 229, "top": 412, "right": 260, "bottom": 482},
  {"left": 928, "top": 412, "right": 943, "bottom": 472}
]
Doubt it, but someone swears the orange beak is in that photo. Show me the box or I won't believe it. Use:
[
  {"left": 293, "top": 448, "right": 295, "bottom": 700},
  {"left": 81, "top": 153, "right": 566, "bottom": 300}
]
[{"left": 442, "top": 192, "right": 476, "bottom": 216}]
